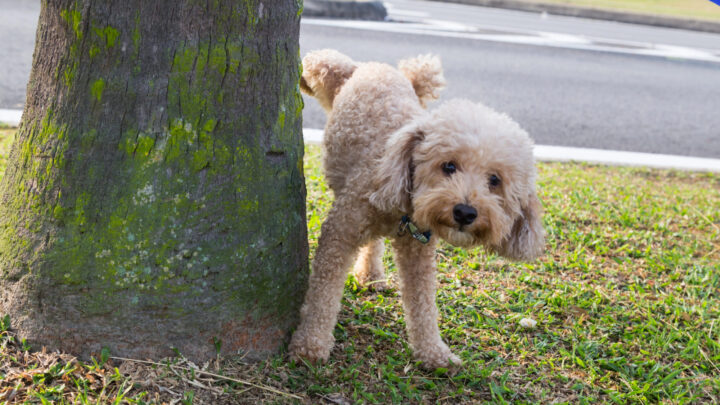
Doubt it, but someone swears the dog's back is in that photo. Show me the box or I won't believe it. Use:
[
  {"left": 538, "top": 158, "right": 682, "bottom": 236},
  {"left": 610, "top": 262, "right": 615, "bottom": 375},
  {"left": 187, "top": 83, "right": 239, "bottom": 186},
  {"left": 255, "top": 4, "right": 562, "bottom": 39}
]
[{"left": 300, "top": 50, "right": 445, "bottom": 193}]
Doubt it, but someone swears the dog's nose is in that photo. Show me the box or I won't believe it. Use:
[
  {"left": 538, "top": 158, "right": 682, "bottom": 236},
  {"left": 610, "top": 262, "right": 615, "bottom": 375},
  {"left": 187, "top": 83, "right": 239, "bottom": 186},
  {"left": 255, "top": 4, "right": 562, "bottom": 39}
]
[{"left": 453, "top": 204, "right": 477, "bottom": 225}]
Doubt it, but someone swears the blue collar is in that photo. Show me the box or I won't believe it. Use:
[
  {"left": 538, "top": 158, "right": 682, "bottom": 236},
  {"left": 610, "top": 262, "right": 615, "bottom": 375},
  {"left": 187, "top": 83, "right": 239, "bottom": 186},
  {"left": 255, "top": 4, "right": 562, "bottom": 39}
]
[{"left": 398, "top": 215, "right": 432, "bottom": 244}]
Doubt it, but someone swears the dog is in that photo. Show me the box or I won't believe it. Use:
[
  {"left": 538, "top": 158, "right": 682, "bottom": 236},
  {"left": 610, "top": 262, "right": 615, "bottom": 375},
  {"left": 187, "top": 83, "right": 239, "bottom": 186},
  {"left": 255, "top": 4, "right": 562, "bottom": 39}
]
[{"left": 289, "top": 49, "right": 545, "bottom": 369}]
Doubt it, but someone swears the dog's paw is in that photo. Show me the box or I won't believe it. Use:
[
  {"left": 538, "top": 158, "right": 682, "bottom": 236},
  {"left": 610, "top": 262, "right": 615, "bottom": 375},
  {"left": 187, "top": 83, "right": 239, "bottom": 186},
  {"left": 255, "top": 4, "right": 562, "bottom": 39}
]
[
  {"left": 288, "top": 344, "right": 330, "bottom": 365},
  {"left": 288, "top": 333, "right": 331, "bottom": 365},
  {"left": 414, "top": 344, "right": 462, "bottom": 370}
]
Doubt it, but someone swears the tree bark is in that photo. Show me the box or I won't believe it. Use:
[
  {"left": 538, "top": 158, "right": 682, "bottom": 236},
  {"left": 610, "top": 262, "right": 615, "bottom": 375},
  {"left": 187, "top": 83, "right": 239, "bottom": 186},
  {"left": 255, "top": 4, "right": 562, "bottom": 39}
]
[{"left": 0, "top": 0, "right": 308, "bottom": 362}]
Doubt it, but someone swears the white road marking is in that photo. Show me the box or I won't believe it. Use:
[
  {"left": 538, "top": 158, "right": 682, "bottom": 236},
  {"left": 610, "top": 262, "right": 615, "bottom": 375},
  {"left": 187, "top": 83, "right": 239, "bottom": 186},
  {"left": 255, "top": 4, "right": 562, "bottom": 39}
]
[
  {"left": 303, "top": 18, "right": 720, "bottom": 63},
  {"left": 303, "top": 128, "right": 325, "bottom": 145},
  {"left": 538, "top": 31, "right": 591, "bottom": 45},
  {"left": 382, "top": 3, "right": 430, "bottom": 18},
  {"left": 3, "top": 111, "right": 718, "bottom": 172}
]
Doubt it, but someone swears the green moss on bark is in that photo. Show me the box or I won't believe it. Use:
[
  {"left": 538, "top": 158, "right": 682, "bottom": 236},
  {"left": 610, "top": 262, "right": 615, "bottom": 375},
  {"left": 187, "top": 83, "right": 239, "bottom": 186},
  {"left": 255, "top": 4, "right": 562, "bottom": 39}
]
[
  {"left": 90, "top": 79, "right": 105, "bottom": 101},
  {"left": 93, "top": 26, "right": 120, "bottom": 49},
  {"left": 60, "top": 8, "right": 83, "bottom": 40}
]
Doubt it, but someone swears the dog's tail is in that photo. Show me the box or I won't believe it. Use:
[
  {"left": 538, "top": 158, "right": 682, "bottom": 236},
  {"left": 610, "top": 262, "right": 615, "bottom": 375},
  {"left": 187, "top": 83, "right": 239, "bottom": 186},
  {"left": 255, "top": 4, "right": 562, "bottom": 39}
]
[
  {"left": 300, "top": 49, "right": 358, "bottom": 112},
  {"left": 398, "top": 54, "right": 446, "bottom": 108}
]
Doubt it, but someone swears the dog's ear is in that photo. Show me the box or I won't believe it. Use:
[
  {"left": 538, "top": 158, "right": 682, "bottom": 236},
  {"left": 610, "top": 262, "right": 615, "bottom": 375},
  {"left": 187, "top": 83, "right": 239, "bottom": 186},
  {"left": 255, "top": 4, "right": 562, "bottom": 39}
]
[
  {"left": 494, "top": 191, "right": 545, "bottom": 261},
  {"left": 369, "top": 125, "right": 425, "bottom": 213}
]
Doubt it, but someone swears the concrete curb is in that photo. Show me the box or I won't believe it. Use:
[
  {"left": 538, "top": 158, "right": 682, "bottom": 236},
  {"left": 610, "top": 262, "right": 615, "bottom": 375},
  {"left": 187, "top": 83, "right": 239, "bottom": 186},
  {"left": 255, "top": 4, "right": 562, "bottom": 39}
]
[
  {"left": 422, "top": 0, "right": 720, "bottom": 34},
  {"left": 303, "top": 0, "right": 387, "bottom": 20},
  {"left": 0, "top": 109, "right": 22, "bottom": 127}
]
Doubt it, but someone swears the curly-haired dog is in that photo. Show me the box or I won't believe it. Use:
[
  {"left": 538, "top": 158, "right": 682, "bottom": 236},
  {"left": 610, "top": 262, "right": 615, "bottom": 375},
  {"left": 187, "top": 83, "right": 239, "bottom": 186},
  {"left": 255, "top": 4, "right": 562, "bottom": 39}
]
[{"left": 289, "top": 49, "right": 545, "bottom": 369}]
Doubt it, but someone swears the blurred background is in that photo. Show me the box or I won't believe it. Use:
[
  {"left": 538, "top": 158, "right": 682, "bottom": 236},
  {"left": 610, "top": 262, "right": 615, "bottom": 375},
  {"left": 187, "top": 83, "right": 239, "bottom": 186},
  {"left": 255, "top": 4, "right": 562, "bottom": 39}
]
[{"left": 2, "top": 0, "right": 719, "bottom": 158}]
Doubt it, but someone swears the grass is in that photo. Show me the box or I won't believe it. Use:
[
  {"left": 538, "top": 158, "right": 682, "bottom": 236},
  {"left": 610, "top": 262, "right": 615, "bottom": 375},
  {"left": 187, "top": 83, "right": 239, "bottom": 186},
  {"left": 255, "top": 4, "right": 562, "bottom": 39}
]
[
  {"left": 517, "top": 0, "right": 720, "bottom": 22},
  {"left": 1, "top": 129, "right": 719, "bottom": 403},
  {"left": 0, "top": 128, "right": 14, "bottom": 179}
]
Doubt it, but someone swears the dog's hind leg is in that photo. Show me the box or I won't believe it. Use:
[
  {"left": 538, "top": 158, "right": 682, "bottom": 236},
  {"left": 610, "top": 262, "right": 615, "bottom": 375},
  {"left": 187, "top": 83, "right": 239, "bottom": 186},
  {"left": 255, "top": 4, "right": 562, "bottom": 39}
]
[
  {"left": 352, "top": 239, "right": 387, "bottom": 290},
  {"left": 289, "top": 199, "right": 368, "bottom": 364},
  {"left": 392, "top": 236, "right": 462, "bottom": 369}
]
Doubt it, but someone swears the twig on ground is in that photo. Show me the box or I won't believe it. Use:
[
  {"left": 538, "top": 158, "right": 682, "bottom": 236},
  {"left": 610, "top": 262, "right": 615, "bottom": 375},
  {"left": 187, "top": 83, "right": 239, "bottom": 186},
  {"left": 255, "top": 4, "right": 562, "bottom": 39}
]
[
  {"left": 689, "top": 205, "right": 720, "bottom": 233},
  {"left": 110, "top": 356, "right": 304, "bottom": 400}
]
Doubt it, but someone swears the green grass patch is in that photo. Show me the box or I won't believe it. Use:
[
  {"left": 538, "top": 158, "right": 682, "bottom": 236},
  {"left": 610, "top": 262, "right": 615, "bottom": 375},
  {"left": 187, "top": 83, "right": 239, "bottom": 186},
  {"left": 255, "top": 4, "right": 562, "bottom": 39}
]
[
  {"left": 1, "top": 140, "right": 719, "bottom": 403},
  {"left": 0, "top": 128, "right": 14, "bottom": 178},
  {"left": 520, "top": 0, "right": 720, "bottom": 22}
]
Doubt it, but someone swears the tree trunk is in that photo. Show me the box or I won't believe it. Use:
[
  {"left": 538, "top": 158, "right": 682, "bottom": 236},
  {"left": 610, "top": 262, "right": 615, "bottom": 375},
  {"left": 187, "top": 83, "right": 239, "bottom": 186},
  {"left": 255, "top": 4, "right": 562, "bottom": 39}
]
[{"left": 0, "top": 0, "right": 308, "bottom": 362}]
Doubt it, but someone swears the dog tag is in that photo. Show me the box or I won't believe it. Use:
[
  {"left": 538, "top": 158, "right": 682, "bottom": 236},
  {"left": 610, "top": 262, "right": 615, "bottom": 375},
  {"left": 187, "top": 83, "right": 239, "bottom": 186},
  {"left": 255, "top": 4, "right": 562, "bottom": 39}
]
[{"left": 398, "top": 215, "right": 432, "bottom": 244}]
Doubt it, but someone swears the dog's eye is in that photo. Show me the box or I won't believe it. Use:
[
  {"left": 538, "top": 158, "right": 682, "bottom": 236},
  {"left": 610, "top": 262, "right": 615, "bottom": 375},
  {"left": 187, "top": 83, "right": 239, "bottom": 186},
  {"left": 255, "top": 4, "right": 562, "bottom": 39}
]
[
  {"left": 488, "top": 174, "right": 501, "bottom": 188},
  {"left": 442, "top": 162, "right": 457, "bottom": 175}
]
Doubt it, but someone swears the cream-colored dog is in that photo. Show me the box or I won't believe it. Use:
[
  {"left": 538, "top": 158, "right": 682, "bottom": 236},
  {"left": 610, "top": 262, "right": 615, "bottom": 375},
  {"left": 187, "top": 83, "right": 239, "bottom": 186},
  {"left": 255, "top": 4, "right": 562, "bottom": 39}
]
[{"left": 289, "top": 49, "right": 545, "bottom": 369}]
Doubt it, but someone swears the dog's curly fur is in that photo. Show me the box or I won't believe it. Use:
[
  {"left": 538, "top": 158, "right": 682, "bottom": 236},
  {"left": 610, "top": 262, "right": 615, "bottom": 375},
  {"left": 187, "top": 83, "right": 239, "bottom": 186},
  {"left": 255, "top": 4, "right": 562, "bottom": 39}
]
[{"left": 290, "top": 49, "right": 545, "bottom": 369}]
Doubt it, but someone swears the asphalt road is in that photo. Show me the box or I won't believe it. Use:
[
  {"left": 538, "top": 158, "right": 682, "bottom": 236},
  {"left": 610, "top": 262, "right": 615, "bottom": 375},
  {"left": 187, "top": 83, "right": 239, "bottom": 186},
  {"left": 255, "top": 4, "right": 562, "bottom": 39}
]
[
  {"left": 2, "top": 0, "right": 720, "bottom": 158},
  {"left": 385, "top": 0, "right": 720, "bottom": 51},
  {"left": 300, "top": 22, "right": 720, "bottom": 158},
  {"left": 0, "top": 0, "right": 38, "bottom": 109}
]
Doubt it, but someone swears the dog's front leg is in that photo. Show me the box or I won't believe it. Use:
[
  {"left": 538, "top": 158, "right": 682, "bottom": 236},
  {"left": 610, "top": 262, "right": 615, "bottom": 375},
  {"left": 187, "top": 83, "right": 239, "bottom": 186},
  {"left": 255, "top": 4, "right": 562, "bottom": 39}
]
[
  {"left": 289, "top": 200, "right": 366, "bottom": 364},
  {"left": 392, "top": 237, "right": 462, "bottom": 369}
]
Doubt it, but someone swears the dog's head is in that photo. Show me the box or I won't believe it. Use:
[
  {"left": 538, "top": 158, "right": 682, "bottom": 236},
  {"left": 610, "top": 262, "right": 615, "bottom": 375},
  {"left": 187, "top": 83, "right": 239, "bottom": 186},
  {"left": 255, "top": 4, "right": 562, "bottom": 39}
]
[{"left": 370, "top": 99, "right": 545, "bottom": 261}]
